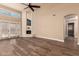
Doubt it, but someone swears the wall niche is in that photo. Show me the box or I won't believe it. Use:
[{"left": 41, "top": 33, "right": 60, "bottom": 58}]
[{"left": 26, "top": 18, "right": 31, "bottom": 34}]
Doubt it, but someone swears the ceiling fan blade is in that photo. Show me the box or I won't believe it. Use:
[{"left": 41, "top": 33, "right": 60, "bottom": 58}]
[
  {"left": 29, "top": 6, "right": 34, "bottom": 12},
  {"left": 29, "top": 3, "right": 31, "bottom": 5},
  {"left": 31, "top": 5, "right": 40, "bottom": 8},
  {"left": 24, "top": 7, "right": 29, "bottom": 9},
  {"left": 21, "top": 3, "right": 28, "bottom": 6}
]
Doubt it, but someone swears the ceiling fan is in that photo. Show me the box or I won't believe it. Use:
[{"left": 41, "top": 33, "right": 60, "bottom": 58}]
[{"left": 21, "top": 3, "right": 40, "bottom": 12}]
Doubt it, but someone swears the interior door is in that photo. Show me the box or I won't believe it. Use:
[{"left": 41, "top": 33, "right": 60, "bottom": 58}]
[{"left": 68, "top": 23, "right": 74, "bottom": 37}]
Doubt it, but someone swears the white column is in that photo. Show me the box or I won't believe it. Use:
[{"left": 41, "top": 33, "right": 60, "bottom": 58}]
[{"left": 21, "top": 10, "right": 27, "bottom": 37}]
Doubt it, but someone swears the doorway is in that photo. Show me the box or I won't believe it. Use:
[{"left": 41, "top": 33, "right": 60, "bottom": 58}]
[
  {"left": 64, "top": 14, "right": 78, "bottom": 49},
  {"left": 64, "top": 14, "right": 78, "bottom": 38},
  {"left": 68, "top": 23, "right": 74, "bottom": 37}
]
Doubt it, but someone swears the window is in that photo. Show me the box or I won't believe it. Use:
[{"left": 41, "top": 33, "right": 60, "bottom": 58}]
[{"left": 0, "top": 9, "right": 21, "bottom": 18}]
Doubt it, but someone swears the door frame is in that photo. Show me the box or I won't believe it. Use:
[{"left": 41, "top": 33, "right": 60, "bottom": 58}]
[{"left": 64, "top": 14, "right": 78, "bottom": 39}]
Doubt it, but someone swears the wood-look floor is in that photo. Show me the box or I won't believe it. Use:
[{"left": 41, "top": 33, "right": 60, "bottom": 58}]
[
  {"left": 0, "top": 37, "right": 79, "bottom": 56},
  {"left": 13, "top": 37, "right": 79, "bottom": 56}
]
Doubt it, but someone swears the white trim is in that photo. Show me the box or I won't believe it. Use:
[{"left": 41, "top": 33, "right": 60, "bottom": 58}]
[
  {"left": 26, "top": 34, "right": 33, "bottom": 37},
  {"left": 77, "top": 38, "right": 79, "bottom": 45},
  {"left": 77, "top": 43, "right": 79, "bottom": 45},
  {"left": 36, "top": 35, "right": 64, "bottom": 42},
  {"left": 21, "top": 34, "right": 33, "bottom": 37}
]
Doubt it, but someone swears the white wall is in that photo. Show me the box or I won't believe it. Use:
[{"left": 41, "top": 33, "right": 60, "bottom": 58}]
[{"left": 32, "top": 3, "right": 79, "bottom": 43}]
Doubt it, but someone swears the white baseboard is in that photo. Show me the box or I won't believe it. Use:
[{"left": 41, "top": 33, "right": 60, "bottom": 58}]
[
  {"left": 77, "top": 39, "right": 79, "bottom": 45},
  {"left": 21, "top": 35, "right": 79, "bottom": 45},
  {"left": 36, "top": 36, "right": 79, "bottom": 45},
  {"left": 77, "top": 43, "right": 79, "bottom": 45},
  {"left": 21, "top": 34, "right": 33, "bottom": 37},
  {"left": 36, "top": 35, "right": 64, "bottom": 42}
]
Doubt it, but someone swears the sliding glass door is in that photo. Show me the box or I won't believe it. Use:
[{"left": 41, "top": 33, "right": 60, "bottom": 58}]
[
  {"left": 0, "top": 21, "right": 21, "bottom": 39},
  {"left": 10, "top": 23, "right": 21, "bottom": 37},
  {"left": 9, "top": 23, "right": 16, "bottom": 37},
  {"left": 0, "top": 22, "right": 9, "bottom": 39}
]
